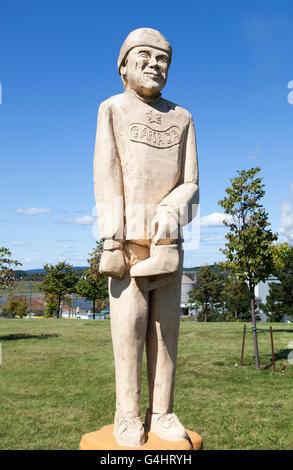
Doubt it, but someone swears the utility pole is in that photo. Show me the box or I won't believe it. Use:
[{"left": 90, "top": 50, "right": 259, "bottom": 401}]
[{"left": 29, "top": 280, "right": 32, "bottom": 318}]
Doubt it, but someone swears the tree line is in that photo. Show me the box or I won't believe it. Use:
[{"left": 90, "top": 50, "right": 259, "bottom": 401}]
[
  {"left": 189, "top": 249, "right": 293, "bottom": 323},
  {"left": 0, "top": 241, "right": 108, "bottom": 320},
  {"left": 1, "top": 167, "right": 292, "bottom": 369}
]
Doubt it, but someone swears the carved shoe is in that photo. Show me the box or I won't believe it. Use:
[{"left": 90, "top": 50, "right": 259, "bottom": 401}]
[
  {"left": 145, "top": 408, "right": 188, "bottom": 442},
  {"left": 113, "top": 412, "right": 145, "bottom": 447},
  {"left": 130, "top": 244, "right": 179, "bottom": 278}
]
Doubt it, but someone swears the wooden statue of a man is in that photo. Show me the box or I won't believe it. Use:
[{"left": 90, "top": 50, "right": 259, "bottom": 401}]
[{"left": 94, "top": 28, "right": 199, "bottom": 447}]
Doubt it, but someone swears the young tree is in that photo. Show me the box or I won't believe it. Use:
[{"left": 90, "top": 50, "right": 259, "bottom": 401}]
[
  {"left": 2, "top": 296, "right": 28, "bottom": 318},
  {"left": 75, "top": 272, "right": 108, "bottom": 319},
  {"left": 188, "top": 265, "right": 224, "bottom": 322},
  {"left": 86, "top": 240, "right": 104, "bottom": 283},
  {"left": 218, "top": 167, "right": 278, "bottom": 369},
  {"left": 43, "top": 294, "right": 59, "bottom": 318},
  {"left": 75, "top": 241, "right": 108, "bottom": 319},
  {"left": 222, "top": 274, "right": 251, "bottom": 321},
  {"left": 0, "top": 247, "right": 22, "bottom": 289},
  {"left": 40, "top": 262, "right": 78, "bottom": 318}
]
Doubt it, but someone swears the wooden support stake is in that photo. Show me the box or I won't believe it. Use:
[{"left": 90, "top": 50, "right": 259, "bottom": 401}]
[
  {"left": 270, "top": 326, "right": 276, "bottom": 372},
  {"left": 240, "top": 324, "right": 246, "bottom": 367}
]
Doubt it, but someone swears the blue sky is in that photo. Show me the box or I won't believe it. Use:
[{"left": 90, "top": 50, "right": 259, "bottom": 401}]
[{"left": 0, "top": 0, "right": 293, "bottom": 269}]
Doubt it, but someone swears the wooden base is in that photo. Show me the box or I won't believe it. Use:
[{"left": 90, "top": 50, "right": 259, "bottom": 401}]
[{"left": 79, "top": 424, "right": 203, "bottom": 450}]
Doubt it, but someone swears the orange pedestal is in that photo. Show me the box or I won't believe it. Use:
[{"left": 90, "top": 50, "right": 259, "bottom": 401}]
[{"left": 79, "top": 424, "right": 203, "bottom": 450}]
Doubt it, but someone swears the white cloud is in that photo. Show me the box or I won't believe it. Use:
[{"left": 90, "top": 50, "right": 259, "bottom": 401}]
[
  {"left": 12, "top": 241, "right": 31, "bottom": 247},
  {"left": 278, "top": 183, "right": 293, "bottom": 244},
  {"left": 249, "top": 144, "right": 260, "bottom": 161},
  {"left": 202, "top": 235, "right": 225, "bottom": 242},
  {"left": 279, "top": 201, "right": 293, "bottom": 244},
  {"left": 200, "top": 212, "right": 233, "bottom": 227},
  {"left": 16, "top": 207, "right": 51, "bottom": 215},
  {"left": 58, "top": 215, "right": 96, "bottom": 226}
]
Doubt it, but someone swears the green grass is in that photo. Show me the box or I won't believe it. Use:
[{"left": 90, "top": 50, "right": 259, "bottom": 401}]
[
  {"left": 0, "top": 280, "right": 42, "bottom": 295},
  {"left": 0, "top": 319, "right": 292, "bottom": 450}
]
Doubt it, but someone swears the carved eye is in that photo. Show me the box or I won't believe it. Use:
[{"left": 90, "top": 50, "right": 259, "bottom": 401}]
[
  {"left": 156, "top": 55, "right": 168, "bottom": 64},
  {"left": 139, "top": 52, "right": 150, "bottom": 58}
]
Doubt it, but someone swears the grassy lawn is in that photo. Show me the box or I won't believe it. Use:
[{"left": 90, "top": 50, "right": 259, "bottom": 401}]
[
  {"left": 0, "top": 319, "right": 292, "bottom": 450},
  {"left": 0, "top": 280, "right": 42, "bottom": 295}
]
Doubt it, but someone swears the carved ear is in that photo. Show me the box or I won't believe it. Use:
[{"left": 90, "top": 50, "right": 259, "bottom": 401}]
[
  {"left": 120, "top": 55, "right": 129, "bottom": 88},
  {"left": 120, "top": 64, "right": 127, "bottom": 88},
  {"left": 120, "top": 64, "right": 126, "bottom": 76}
]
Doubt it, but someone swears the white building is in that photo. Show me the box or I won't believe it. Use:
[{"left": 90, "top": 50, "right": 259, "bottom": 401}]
[
  {"left": 255, "top": 277, "right": 279, "bottom": 305},
  {"left": 180, "top": 273, "right": 196, "bottom": 316},
  {"left": 179, "top": 270, "right": 290, "bottom": 322}
]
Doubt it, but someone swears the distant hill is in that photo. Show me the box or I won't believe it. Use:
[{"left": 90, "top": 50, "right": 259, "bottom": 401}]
[
  {"left": 21, "top": 265, "right": 219, "bottom": 276},
  {"left": 24, "top": 266, "right": 89, "bottom": 274},
  {"left": 23, "top": 266, "right": 208, "bottom": 275}
]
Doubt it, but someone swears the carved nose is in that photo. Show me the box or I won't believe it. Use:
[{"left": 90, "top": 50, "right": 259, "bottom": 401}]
[{"left": 149, "top": 58, "right": 159, "bottom": 69}]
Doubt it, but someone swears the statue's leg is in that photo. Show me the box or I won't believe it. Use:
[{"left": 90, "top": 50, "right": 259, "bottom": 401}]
[
  {"left": 109, "top": 247, "right": 149, "bottom": 418},
  {"left": 146, "top": 251, "right": 183, "bottom": 414}
]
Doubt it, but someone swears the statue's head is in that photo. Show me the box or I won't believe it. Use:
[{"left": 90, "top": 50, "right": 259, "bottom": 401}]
[{"left": 118, "top": 28, "right": 172, "bottom": 98}]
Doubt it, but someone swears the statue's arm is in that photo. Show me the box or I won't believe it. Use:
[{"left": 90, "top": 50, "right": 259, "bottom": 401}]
[
  {"left": 93, "top": 101, "right": 126, "bottom": 278},
  {"left": 152, "top": 116, "right": 199, "bottom": 243}
]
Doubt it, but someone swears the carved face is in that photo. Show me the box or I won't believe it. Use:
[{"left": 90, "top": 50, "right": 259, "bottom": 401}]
[{"left": 121, "top": 46, "right": 169, "bottom": 97}]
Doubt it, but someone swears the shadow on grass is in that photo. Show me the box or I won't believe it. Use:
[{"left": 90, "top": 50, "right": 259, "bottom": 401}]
[
  {"left": 256, "top": 329, "right": 293, "bottom": 333},
  {"left": 0, "top": 333, "right": 60, "bottom": 341},
  {"left": 261, "top": 349, "right": 291, "bottom": 371},
  {"left": 264, "top": 349, "right": 291, "bottom": 361}
]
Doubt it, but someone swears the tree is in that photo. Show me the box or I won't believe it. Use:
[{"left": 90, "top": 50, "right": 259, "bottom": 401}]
[
  {"left": 189, "top": 265, "right": 224, "bottom": 322},
  {"left": 0, "top": 247, "right": 22, "bottom": 289},
  {"left": 271, "top": 241, "right": 291, "bottom": 273},
  {"left": 261, "top": 245, "right": 293, "bottom": 321},
  {"left": 75, "top": 273, "right": 108, "bottom": 319},
  {"left": 275, "top": 245, "right": 293, "bottom": 319},
  {"left": 44, "top": 294, "right": 59, "bottom": 318},
  {"left": 259, "top": 242, "right": 292, "bottom": 322},
  {"left": 222, "top": 274, "right": 251, "bottom": 321},
  {"left": 218, "top": 167, "right": 278, "bottom": 369},
  {"left": 75, "top": 241, "right": 108, "bottom": 319},
  {"left": 260, "top": 282, "right": 283, "bottom": 322},
  {"left": 87, "top": 240, "right": 104, "bottom": 283},
  {"left": 2, "top": 296, "right": 28, "bottom": 318},
  {"left": 39, "top": 262, "right": 78, "bottom": 318}
]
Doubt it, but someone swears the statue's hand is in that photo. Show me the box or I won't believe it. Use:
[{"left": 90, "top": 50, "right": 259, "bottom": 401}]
[
  {"left": 151, "top": 207, "right": 179, "bottom": 244},
  {"left": 99, "top": 249, "right": 126, "bottom": 279}
]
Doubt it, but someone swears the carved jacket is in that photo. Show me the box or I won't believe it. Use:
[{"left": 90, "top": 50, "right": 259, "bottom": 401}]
[{"left": 94, "top": 90, "right": 199, "bottom": 245}]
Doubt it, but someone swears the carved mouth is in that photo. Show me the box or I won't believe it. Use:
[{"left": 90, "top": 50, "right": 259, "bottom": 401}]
[{"left": 144, "top": 72, "right": 160, "bottom": 79}]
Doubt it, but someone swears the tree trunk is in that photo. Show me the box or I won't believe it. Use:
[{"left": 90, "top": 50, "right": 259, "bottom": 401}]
[
  {"left": 204, "top": 303, "right": 207, "bottom": 322},
  {"left": 235, "top": 308, "right": 237, "bottom": 320},
  {"left": 57, "top": 293, "right": 61, "bottom": 319},
  {"left": 93, "top": 298, "right": 96, "bottom": 320},
  {"left": 249, "top": 281, "right": 260, "bottom": 370}
]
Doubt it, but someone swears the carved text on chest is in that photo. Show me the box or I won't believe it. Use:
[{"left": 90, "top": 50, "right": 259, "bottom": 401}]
[{"left": 129, "top": 123, "right": 181, "bottom": 149}]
